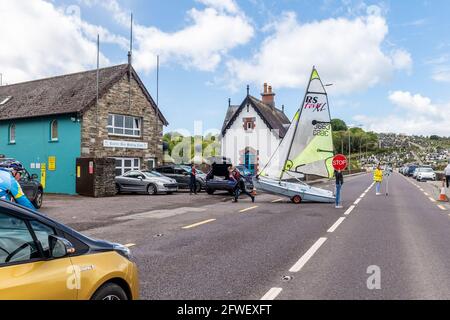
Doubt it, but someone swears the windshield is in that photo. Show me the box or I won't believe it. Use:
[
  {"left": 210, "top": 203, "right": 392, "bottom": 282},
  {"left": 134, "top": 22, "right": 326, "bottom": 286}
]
[
  {"left": 420, "top": 168, "right": 433, "bottom": 172},
  {"left": 143, "top": 171, "right": 163, "bottom": 178}
]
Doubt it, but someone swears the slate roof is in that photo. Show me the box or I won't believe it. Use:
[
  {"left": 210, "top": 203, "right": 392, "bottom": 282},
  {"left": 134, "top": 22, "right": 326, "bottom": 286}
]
[
  {"left": 222, "top": 95, "right": 291, "bottom": 138},
  {"left": 0, "top": 64, "right": 168, "bottom": 125}
]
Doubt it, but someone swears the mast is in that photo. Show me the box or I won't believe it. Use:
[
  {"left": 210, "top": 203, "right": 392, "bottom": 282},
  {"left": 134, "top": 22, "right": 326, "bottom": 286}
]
[{"left": 279, "top": 66, "right": 316, "bottom": 181}]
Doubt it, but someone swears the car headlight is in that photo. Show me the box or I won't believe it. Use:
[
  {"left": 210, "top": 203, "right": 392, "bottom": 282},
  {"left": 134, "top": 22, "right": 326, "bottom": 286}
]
[{"left": 113, "top": 243, "right": 132, "bottom": 260}]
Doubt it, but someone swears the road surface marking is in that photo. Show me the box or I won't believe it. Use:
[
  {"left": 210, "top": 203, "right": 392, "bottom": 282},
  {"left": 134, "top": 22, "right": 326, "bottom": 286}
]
[
  {"left": 272, "top": 198, "right": 284, "bottom": 203},
  {"left": 289, "top": 237, "right": 327, "bottom": 273},
  {"left": 354, "top": 198, "right": 362, "bottom": 205},
  {"left": 327, "top": 217, "right": 346, "bottom": 233},
  {"left": 424, "top": 192, "right": 430, "bottom": 196},
  {"left": 429, "top": 197, "right": 436, "bottom": 203},
  {"left": 182, "top": 219, "right": 216, "bottom": 229},
  {"left": 240, "top": 206, "right": 259, "bottom": 213},
  {"left": 124, "top": 243, "right": 136, "bottom": 248},
  {"left": 261, "top": 288, "right": 283, "bottom": 300},
  {"left": 419, "top": 188, "right": 424, "bottom": 191},
  {"left": 438, "top": 205, "right": 447, "bottom": 211},
  {"left": 344, "top": 205, "right": 356, "bottom": 215}
]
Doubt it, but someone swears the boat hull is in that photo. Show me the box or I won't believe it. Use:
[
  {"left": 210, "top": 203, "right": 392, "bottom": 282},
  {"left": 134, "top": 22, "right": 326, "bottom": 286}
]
[{"left": 253, "top": 177, "right": 335, "bottom": 203}]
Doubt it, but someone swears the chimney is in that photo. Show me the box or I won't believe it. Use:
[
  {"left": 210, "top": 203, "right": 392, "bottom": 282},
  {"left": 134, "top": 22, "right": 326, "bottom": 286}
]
[
  {"left": 282, "top": 105, "right": 285, "bottom": 113},
  {"left": 261, "top": 83, "right": 275, "bottom": 109}
]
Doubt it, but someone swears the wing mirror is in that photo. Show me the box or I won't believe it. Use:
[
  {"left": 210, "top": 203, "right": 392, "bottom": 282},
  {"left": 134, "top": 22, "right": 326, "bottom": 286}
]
[
  {"left": 49, "top": 235, "right": 75, "bottom": 258},
  {"left": 31, "top": 174, "right": 39, "bottom": 180}
]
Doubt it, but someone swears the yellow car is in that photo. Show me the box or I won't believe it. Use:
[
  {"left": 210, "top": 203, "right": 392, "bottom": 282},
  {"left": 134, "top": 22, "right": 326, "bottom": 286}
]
[{"left": 0, "top": 200, "right": 139, "bottom": 300}]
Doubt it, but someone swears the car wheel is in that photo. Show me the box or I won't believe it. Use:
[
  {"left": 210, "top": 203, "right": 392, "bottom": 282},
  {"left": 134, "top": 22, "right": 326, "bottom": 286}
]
[
  {"left": 147, "top": 184, "right": 157, "bottom": 195},
  {"left": 291, "top": 195, "right": 302, "bottom": 204},
  {"left": 33, "top": 189, "right": 43, "bottom": 209},
  {"left": 196, "top": 182, "right": 202, "bottom": 193},
  {"left": 91, "top": 283, "right": 128, "bottom": 301},
  {"left": 206, "top": 188, "right": 215, "bottom": 195}
]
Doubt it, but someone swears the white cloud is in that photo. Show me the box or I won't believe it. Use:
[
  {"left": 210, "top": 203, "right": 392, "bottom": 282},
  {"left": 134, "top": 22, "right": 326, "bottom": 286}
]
[
  {"left": 133, "top": 7, "right": 254, "bottom": 73},
  {"left": 196, "top": 0, "right": 238, "bottom": 14},
  {"left": 426, "top": 54, "right": 450, "bottom": 83},
  {"left": 0, "top": 0, "right": 119, "bottom": 84},
  {"left": 354, "top": 91, "right": 450, "bottom": 136},
  {"left": 225, "top": 7, "right": 412, "bottom": 93}
]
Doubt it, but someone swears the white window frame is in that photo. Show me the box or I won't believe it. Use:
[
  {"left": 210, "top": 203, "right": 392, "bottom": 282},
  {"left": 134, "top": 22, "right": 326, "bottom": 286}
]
[
  {"left": 114, "top": 157, "right": 140, "bottom": 176},
  {"left": 107, "top": 114, "right": 142, "bottom": 138},
  {"left": 50, "top": 120, "right": 58, "bottom": 141},
  {"left": 9, "top": 123, "right": 15, "bottom": 144}
]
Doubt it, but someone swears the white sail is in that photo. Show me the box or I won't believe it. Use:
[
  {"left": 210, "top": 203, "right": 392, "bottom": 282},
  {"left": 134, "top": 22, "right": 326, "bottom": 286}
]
[{"left": 260, "top": 67, "right": 334, "bottom": 180}]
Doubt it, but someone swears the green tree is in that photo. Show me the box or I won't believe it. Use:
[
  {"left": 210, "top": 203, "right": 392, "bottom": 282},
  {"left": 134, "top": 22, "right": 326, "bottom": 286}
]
[{"left": 331, "top": 119, "right": 348, "bottom": 132}]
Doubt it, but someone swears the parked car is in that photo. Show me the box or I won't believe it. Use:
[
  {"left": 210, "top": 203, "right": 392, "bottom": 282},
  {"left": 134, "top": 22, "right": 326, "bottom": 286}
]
[
  {"left": 115, "top": 170, "right": 178, "bottom": 195},
  {"left": 205, "top": 162, "right": 253, "bottom": 195},
  {"left": 406, "top": 165, "right": 418, "bottom": 177},
  {"left": 154, "top": 165, "right": 206, "bottom": 193},
  {"left": 18, "top": 169, "right": 44, "bottom": 209},
  {"left": 0, "top": 200, "right": 139, "bottom": 300},
  {"left": 0, "top": 159, "right": 43, "bottom": 209},
  {"left": 415, "top": 167, "right": 436, "bottom": 182}
]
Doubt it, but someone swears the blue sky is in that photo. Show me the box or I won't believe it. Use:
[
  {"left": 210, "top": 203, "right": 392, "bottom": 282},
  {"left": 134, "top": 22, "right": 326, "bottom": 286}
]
[{"left": 1, "top": 0, "right": 450, "bottom": 136}]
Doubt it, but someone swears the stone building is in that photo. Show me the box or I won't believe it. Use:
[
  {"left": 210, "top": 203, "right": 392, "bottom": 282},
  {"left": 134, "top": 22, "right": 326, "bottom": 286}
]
[
  {"left": 0, "top": 64, "right": 168, "bottom": 194},
  {"left": 221, "top": 84, "right": 290, "bottom": 174}
]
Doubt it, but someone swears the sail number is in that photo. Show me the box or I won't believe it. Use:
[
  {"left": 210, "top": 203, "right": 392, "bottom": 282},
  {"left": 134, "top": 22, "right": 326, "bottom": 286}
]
[{"left": 313, "top": 123, "right": 331, "bottom": 136}]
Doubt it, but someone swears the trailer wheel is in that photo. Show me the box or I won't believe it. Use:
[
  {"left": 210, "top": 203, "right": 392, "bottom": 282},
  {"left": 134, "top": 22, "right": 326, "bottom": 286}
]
[{"left": 291, "top": 195, "right": 302, "bottom": 204}]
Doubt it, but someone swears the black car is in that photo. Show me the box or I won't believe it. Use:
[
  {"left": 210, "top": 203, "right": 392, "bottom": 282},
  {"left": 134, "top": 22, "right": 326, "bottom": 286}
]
[
  {"left": 154, "top": 165, "right": 207, "bottom": 193},
  {"left": 205, "top": 162, "right": 254, "bottom": 195},
  {"left": 18, "top": 170, "right": 44, "bottom": 209},
  {"left": 406, "top": 165, "right": 418, "bottom": 177}
]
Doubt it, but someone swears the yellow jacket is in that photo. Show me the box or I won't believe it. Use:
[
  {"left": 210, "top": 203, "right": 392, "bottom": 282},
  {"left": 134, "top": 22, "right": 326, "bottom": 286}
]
[{"left": 374, "top": 169, "right": 383, "bottom": 182}]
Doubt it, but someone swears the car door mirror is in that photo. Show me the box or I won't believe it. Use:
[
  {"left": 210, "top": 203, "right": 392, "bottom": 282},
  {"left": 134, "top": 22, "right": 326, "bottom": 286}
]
[
  {"left": 31, "top": 174, "right": 39, "bottom": 180},
  {"left": 49, "top": 235, "right": 75, "bottom": 258}
]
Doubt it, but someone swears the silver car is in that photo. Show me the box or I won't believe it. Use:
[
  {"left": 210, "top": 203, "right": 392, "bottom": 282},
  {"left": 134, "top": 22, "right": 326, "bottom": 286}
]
[{"left": 115, "top": 170, "right": 179, "bottom": 195}]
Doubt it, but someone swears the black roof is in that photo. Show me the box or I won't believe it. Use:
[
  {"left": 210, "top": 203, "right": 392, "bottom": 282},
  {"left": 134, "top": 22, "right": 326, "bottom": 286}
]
[
  {"left": 222, "top": 95, "right": 290, "bottom": 138},
  {"left": 0, "top": 64, "right": 168, "bottom": 125}
]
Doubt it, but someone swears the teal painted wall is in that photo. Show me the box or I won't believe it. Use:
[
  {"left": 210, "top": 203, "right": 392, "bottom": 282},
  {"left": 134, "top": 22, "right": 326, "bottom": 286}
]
[{"left": 0, "top": 115, "right": 81, "bottom": 194}]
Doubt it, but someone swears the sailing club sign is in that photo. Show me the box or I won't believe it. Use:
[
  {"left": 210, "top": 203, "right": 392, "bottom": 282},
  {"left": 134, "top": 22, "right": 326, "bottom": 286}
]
[{"left": 103, "top": 140, "right": 148, "bottom": 149}]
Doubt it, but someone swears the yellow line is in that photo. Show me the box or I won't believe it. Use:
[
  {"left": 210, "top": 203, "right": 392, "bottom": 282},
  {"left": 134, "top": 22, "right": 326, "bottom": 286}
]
[
  {"left": 124, "top": 243, "right": 136, "bottom": 248},
  {"left": 240, "top": 206, "right": 259, "bottom": 213},
  {"left": 182, "top": 219, "right": 216, "bottom": 229},
  {"left": 272, "top": 198, "right": 284, "bottom": 203}
]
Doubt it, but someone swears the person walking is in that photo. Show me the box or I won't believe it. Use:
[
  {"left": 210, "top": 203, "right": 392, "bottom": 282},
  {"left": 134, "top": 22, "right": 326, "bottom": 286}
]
[
  {"left": 189, "top": 163, "right": 198, "bottom": 195},
  {"left": 334, "top": 169, "right": 344, "bottom": 208},
  {"left": 374, "top": 164, "right": 383, "bottom": 196},
  {"left": 231, "top": 167, "right": 255, "bottom": 203},
  {"left": 445, "top": 161, "right": 450, "bottom": 189}
]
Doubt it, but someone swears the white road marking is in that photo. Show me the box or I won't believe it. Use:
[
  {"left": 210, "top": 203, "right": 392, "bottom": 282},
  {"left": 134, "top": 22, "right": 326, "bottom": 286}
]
[
  {"left": 361, "top": 192, "right": 367, "bottom": 198},
  {"left": 271, "top": 198, "right": 284, "bottom": 203},
  {"left": 182, "top": 219, "right": 216, "bottom": 229},
  {"left": 429, "top": 197, "right": 436, "bottom": 203},
  {"left": 289, "top": 238, "right": 327, "bottom": 273},
  {"left": 124, "top": 243, "right": 136, "bottom": 248},
  {"left": 344, "top": 205, "right": 356, "bottom": 216},
  {"left": 438, "top": 205, "right": 447, "bottom": 211},
  {"left": 261, "top": 288, "right": 283, "bottom": 300},
  {"left": 240, "top": 206, "right": 259, "bottom": 213},
  {"left": 424, "top": 192, "right": 430, "bottom": 196},
  {"left": 327, "top": 217, "right": 346, "bottom": 233},
  {"left": 354, "top": 198, "right": 362, "bottom": 205}
]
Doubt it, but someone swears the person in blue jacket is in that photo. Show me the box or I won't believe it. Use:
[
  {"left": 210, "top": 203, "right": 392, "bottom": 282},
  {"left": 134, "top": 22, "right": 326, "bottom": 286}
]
[{"left": 0, "top": 162, "right": 35, "bottom": 210}]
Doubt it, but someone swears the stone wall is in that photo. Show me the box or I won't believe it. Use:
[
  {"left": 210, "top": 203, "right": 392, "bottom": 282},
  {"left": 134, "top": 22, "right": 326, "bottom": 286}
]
[
  {"left": 93, "top": 158, "right": 116, "bottom": 197},
  {"left": 81, "top": 70, "right": 164, "bottom": 169}
]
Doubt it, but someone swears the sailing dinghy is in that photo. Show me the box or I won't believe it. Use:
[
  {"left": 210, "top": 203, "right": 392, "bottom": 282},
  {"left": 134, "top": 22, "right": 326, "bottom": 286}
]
[{"left": 253, "top": 67, "right": 335, "bottom": 204}]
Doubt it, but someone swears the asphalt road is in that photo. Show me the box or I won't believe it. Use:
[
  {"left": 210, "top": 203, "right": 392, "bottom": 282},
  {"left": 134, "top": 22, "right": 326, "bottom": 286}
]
[{"left": 45, "top": 172, "right": 450, "bottom": 299}]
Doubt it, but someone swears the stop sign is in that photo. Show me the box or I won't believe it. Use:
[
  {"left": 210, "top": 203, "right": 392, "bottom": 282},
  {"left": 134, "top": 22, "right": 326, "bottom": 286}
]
[{"left": 332, "top": 154, "right": 348, "bottom": 171}]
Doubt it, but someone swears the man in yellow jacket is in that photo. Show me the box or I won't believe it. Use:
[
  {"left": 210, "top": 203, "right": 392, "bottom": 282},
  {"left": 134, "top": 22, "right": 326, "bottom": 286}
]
[{"left": 374, "top": 164, "right": 383, "bottom": 195}]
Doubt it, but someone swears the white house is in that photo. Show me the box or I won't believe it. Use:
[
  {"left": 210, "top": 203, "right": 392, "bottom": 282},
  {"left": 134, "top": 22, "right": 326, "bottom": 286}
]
[{"left": 221, "top": 84, "right": 291, "bottom": 174}]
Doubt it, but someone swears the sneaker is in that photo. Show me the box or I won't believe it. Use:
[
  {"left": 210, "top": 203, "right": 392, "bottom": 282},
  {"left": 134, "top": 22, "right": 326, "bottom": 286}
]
[
  {"left": 376, "top": 193, "right": 381, "bottom": 196},
  {"left": 335, "top": 205, "right": 343, "bottom": 209}
]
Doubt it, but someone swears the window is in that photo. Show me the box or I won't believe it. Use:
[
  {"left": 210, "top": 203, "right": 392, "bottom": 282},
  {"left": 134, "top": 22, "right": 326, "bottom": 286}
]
[
  {"left": 30, "top": 220, "right": 55, "bottom": 258},
  {"left": 114, "top": 158, "right": 140, "bottom": 176},
  {"left": 50, "top": 120, "right": 58, "bottom": 141},
  {"left": 9, "top": 124, "right": 15, "bottom": 144},
  {"left": 0, "top": 96, "right": 12, "bottom": 105},
  {"left": 0, "top": 213, "right": 40, "bottom": 265},
  {"left": 107, "top": 114, "right": 141, "bottom": 137}
]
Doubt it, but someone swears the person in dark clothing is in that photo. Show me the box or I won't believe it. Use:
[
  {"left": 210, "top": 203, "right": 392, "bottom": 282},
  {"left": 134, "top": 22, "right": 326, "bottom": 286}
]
[
  {"left": 231, "top": 167, "right": 255, "bottom": 203},
  {"left": 334, "top": 170, "right": 344, "bottom": 208},
  {"left": 189, "top": 164, "right": 197, "bottom": 195}
]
